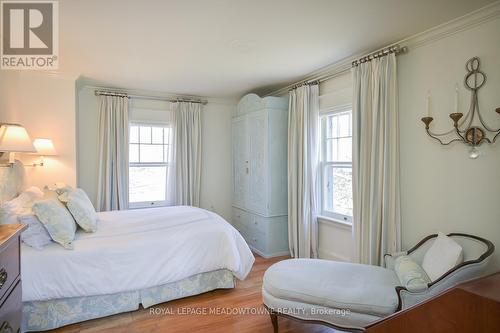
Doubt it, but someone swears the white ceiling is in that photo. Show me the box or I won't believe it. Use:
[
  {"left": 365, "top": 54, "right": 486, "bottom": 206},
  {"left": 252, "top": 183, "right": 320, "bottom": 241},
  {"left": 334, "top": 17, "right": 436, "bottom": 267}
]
[{"left": 60, "top": 0, "right": 495, "bottom": 97}]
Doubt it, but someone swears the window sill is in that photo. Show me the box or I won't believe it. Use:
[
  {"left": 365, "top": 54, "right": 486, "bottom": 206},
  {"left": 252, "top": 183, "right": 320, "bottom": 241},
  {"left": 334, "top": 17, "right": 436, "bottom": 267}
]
[
  {"left": 128, "top": 204, "right": 168, "bottom": 210},
  {"left": 317, "top": 215, "right": 353, "bottom": 229}
]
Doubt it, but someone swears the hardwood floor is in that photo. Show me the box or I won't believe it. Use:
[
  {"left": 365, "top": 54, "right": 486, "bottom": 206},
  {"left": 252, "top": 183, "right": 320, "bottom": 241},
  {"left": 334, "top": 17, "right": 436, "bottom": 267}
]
[{"left": 48, "top": 255, "right": 339, "bottom": 333}]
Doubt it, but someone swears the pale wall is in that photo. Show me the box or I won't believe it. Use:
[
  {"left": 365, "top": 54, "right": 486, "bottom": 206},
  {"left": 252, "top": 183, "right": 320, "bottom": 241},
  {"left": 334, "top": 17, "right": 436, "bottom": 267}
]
[
  {"left": 199, "top": 100, "right": 234, "bottom": 221},
  {"left": 77, "top": 86, "right": 236, "bottom": 221},
  {"left": 0, "top": 72, "right": 19, "bottom": 121},
  {"left": 399, "top": 17, "right": 500, "bottom": 270},
  {"left": 0, "top": 72, "right": 77, "bottom": 188}
]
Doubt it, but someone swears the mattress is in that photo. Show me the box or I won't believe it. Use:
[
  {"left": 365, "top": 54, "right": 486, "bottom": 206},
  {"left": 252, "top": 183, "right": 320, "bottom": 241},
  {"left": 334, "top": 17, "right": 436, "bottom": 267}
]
[{"left": 21, "top": 205, "right": 255, "bottom": 302}]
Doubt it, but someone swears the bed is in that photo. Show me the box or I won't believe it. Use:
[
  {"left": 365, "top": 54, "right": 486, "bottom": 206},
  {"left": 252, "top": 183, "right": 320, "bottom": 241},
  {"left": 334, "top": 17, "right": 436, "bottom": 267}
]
[
  {"left": 21, "top": 206, "right": 255, "bottom": 331},
  {"left": 0, "top": 162, "right": 255, "bottom": 332}
]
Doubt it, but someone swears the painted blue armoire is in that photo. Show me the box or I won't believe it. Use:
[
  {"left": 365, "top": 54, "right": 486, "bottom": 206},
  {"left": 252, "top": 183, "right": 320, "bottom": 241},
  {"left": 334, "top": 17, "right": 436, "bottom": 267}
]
[{"left": 231, "top": 93, "right": 289, "bottom": 258}]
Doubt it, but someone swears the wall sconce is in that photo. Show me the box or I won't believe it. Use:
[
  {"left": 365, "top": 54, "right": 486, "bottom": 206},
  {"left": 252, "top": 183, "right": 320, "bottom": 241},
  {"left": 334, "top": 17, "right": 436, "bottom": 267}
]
[
  {"left": 421, "top": 57, "right": 500, "bottom": 159},
  {"left": 32, "top": 138, "right": 57, "bottom": 166},
  {"left": 0, "top": 123, "right": 36, "bottom": 167}
]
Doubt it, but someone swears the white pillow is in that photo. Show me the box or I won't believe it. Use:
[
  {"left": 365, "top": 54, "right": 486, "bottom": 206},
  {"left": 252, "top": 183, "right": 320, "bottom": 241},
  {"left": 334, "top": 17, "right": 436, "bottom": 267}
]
[
  {"left": 0, "top": 186, "right": 44, "bottom": 224},
  {"left": 18, "top": 215, "right": 53, "bottom": 250},
  {"left": 58, "top": 188, "right": 98, "bottom": 232},
  {"left": 422, "top": 232, "right": 464, "bottom": 281}
]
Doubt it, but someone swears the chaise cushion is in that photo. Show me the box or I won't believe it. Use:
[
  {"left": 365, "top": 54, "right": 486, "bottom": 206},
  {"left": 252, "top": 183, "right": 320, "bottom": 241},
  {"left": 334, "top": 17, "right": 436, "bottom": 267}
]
[{"left": 263, "top": 259, "right": 400, "bottom": 317}]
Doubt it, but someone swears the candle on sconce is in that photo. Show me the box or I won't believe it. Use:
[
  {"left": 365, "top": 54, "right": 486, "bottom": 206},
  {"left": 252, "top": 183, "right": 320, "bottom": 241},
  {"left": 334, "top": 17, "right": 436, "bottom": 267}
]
[{"left": 454, "top": 83, "right": 459, "bottom": 113}]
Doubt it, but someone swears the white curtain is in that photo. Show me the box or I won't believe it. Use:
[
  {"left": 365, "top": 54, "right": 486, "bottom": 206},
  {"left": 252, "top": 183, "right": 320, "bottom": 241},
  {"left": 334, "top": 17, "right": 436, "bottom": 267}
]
[
  {"left": 97, "top": 95, "right": 129, "bottom": 211},
  {"left": 164, "top": 108, "right": 177, "bottom": 207},
  {"left": 352, "top": 53, "right": 401, "bottom": 266},
  {"left": 174, "top": 102, "right": 202, "bottom": 206},
  {"left": 288, "top": 84, "right": 320, "bottom": 258}
]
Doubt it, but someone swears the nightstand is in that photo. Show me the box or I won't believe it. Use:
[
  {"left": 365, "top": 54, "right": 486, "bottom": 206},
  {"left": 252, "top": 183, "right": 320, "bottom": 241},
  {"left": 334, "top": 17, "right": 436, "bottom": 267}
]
[{"left": 0, "top": 224, "right": 27, "bottom": 333}]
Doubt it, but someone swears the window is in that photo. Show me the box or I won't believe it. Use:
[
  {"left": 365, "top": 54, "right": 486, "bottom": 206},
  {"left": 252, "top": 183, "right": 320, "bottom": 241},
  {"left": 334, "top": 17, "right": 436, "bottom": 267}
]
[
  {"left": 129, "top": 123, "right": 173, "bottom": 208},
  {"left": 320, "top": 108, "right": 353, "bottom": 223}
]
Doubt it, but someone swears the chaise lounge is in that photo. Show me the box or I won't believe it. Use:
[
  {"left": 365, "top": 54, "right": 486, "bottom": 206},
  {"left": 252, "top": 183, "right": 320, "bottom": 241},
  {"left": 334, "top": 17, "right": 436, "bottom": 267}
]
[{"left": 262, "top": 233, "right": 494, "bottom": 332}]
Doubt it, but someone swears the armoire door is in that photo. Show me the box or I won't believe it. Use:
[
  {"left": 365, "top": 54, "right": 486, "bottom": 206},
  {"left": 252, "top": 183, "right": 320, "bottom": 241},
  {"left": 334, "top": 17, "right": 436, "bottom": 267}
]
[
  {"left": 232, "top": 117, "right": 248, "bottom": 208},
  {"left": 247, "top": 112, "right": 268, "bottom": 214}
]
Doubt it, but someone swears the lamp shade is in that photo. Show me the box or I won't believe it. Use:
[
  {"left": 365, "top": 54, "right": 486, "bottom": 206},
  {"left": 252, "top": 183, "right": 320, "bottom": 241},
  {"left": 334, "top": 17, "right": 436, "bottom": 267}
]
[
  {"left": 0, "top": 123, "right": 36, "bottom": 153},
  {"left": 33, "top": 138, "right": 57, "bottom": 156}
]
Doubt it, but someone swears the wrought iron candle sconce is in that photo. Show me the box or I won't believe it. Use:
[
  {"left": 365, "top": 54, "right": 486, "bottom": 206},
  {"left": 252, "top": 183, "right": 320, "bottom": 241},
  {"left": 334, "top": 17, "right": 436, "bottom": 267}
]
[{"left": 421, "top": 57, "right": 500, "bottom": 159}]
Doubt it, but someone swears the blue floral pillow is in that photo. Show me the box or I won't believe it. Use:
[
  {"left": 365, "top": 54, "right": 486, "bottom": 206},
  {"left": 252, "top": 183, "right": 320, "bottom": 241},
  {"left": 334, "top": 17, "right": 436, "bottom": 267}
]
[
  {"left": 58, "top": 189, "right": 98, "bottom": 233},
  {"left": 32, "top": 198, "right": 76, "bottom": 249}
]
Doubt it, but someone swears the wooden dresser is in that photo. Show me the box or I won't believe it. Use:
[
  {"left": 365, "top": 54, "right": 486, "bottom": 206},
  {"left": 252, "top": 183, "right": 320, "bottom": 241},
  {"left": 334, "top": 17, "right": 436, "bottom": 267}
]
[
  {"left": 0, "top": 224, "right": 27, "bottom": 333},
  {"left": 365, "top": 272, "right": 500, "bottom": 332}
]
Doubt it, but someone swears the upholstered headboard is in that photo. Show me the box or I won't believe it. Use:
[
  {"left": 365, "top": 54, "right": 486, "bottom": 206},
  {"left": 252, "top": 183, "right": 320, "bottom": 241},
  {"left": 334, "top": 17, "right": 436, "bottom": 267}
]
[{"left": 0, "top": 160, "right": 26, "bottom": 204}]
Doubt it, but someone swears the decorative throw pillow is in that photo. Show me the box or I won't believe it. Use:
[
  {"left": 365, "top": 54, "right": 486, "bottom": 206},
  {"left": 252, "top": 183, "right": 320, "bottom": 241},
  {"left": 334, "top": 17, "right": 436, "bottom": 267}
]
[
  {"left": 0, "top": 186, "right": 44, "bottom": 224},
  {"left": 32, "top": 198, "right": 77, "bottom": 249},
  {"left": 58, "top": 188, "right": 98, "bottom": 232},
  {"left": 422, "top": 232, "right": 464, "bottom": 281},
  {"left": 18, "top": 214, "right": 53, "bottom": 250},
  {"left": 394, "top": 255, "right": 431, "bottom": 291}
]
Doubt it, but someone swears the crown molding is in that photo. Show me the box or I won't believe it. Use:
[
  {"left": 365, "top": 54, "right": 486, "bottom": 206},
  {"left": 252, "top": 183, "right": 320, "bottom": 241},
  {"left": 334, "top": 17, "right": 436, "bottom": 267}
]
[
  {"left": 77, "top": 81, "right": 208, "bottom": 100},
  {"left": 401, "top": 0, "right": 500, "bottom": 49},
  {"left": 263, "top": 1, "right": 500, "bottom": 97},
  {"left": 77, "top": 81, "right": 238, "bottom": 106}
]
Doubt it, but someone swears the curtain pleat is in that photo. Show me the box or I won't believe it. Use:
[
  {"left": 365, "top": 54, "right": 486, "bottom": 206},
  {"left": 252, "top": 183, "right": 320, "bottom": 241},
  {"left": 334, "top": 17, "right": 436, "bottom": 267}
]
[
  {"left": 288, "top": 84, "right": 320, "bottom": 258},
  {"left": 96, "top": 95, "right": 129, "bottom": 211},
  {"left": 174, "top": 102, "right": 202, "bottom": 206},
  {"left": 352, "top": 54, "right": 401, "bottom": 265}
]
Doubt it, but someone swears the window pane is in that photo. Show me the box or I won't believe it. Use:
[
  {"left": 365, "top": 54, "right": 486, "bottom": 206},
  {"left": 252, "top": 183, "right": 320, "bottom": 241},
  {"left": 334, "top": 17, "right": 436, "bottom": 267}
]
[
  {"left": 130, "top": 125, "right": 139, "bottom": 143},
  {"left": 129, "top": 166, "right": 166, "bottom": 203},
  {"left": 324, "top": 166, "right": 353, "bottom": 217},
  {"left": 139, "top": 126, "right": 151, "bottom": 144},
  {"left": 338, "top": 113, "right": 350, "bottom": 137},
  {"left": 327, "top": 115, "right": 338, "bottom": 139},
  {"left": 326, "top": 139, "right": 351, "bottom": 162},
  {"left": 129, "top": 144, "right": 139, "bottom": 163},
  {"left": 152, "top": 127, "right": 163, "bottom": 144},
  {"left": 326, "top": 138, "right": 338, "bottom": 161},
  {"left": 337, "top": 137, "right": 352, "bottom": 162},
  {"left": 139, "top": 144, "right": 163, "bottom": 163}
]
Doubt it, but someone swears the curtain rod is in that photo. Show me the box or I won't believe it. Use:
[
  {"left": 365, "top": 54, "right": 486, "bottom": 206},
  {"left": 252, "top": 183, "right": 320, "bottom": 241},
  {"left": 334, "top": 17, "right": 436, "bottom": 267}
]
[
  {"left": 351, "top": 45, "right": 407, "bottom": 67},
  {"left": 288, "top": 80, "right": 320, "bottom": 92},
  {"left": 94, "top": 90, "right": 208, "bottom": 105},
  {"left": 288, "top": 44, "right": 408, "bottom": 90}
]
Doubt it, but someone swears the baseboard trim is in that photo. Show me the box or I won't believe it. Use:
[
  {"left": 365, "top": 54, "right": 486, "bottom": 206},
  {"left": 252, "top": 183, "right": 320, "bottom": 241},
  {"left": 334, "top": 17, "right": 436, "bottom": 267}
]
[{"left": 250, "top": 246, "right": 290, "bottom": 259}]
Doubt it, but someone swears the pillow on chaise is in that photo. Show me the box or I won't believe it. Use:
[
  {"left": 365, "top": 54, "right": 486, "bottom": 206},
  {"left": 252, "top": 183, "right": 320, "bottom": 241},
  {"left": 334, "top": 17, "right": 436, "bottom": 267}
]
[
  {"left": 422, "top": 232, "right": 464, "bottom": 281},
  {"left": 58, "top": 188, "right": 98, "bottom": 232},
  {"left": 394, "top": 255, "right": 431, "bottom": 291}
]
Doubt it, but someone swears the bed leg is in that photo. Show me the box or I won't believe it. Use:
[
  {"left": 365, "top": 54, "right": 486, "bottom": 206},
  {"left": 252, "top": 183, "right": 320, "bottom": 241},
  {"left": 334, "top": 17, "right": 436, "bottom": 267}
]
[{"left": 270, "top": 312, "right": 278, "bottom": 333}]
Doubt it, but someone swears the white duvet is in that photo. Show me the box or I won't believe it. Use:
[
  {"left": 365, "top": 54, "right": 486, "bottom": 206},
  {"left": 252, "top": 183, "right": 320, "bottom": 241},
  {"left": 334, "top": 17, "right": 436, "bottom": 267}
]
[{"left": 21, "top": 206, "right": 255, "bottom": 302}]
